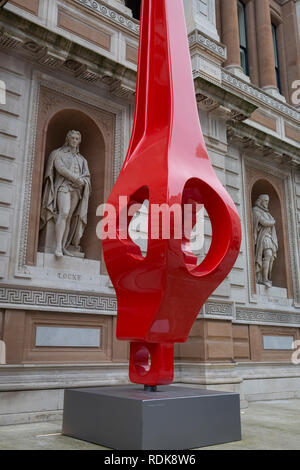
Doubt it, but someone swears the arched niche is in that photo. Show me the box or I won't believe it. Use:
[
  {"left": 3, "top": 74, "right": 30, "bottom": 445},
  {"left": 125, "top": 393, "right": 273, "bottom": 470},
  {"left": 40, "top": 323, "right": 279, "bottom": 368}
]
[
  {"left": 251, "top": 179, "right": 287, "bottom": 290},
  {"left": 38, "top": 108, "right": 106, "bottom": 262},
  {"left": 26, "top": 85, "right": 115, "bottom": 274}
]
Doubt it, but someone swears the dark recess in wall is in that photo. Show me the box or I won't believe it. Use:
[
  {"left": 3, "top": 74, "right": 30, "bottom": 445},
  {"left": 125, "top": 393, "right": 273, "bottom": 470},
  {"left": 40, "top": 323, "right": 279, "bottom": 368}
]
[{"left": 125, "top": 0, "right": 141, "bottom": 20}]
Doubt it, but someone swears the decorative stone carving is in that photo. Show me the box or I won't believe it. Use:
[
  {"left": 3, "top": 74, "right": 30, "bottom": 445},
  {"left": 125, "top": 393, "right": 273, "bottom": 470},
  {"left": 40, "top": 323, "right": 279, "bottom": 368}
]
[
  {"left": 252, "top": 194, "right": 278, "bottom": 288},
  {"left": 0, "top": 32, "right": 23, "bottom": 49},
  {"left": 230, "top": 110, "right": 248, "bottom": 122},
  {"left": 236, "top": 309, "right": 300, "bottom": 326},
  {"left": 205, "top": 302, "right": 233, "bottom": 317},
  {"left": 74, "top": 0, "right": 139, "bottom": 33},
  {"left": 221, "top": 70, "right": 300, "bottom": 122},
  {"left": 196, "top": 93, "right": 219, "bottom": 111},
  {"left": 0, "top": 287, "right": 117, "bottom": 313},
  {"left": 40, "top": 131, "right": 91, "bottom": 258},
  {"left": 189, "top": 31, "right": 226, "bottom": 60}
]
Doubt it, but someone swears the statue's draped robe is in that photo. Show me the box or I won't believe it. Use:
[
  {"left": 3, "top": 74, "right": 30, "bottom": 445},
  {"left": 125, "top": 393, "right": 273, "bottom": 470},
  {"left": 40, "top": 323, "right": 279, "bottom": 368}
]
[
  {"left": 252, "top": 204, "right": 278, "bottom": 280},
  {"left": 40, "top": 147, "right": 91, "bottom": 250}
]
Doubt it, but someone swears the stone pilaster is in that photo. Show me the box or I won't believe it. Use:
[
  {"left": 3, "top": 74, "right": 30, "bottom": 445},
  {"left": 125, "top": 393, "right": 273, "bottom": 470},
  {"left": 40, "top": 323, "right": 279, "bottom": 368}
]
[
  {"left": 220, "top": 0, "right": 247, "bottom": 80},
  {"left": 282, "top": 0, "right": 300, "bottom": 104},
  {"left": 245, "top": 0, "right": 259, "bottom": 86},
  {"left": 254, "top": 0, "right": 277, "bottom": 92},
  {"left": 221, "top": 0, "right": 240, "bottom": 68},
  {"left": 184, "top": 0, "right": 219, "bottom": 41},
  {"left": 296, "top": 0, "right": 300, "bottom": 38}
]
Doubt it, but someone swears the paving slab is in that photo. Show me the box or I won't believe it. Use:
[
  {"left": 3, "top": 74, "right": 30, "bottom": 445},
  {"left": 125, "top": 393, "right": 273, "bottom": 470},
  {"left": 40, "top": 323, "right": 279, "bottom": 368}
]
[{"left": 0, "top": 399, "right": 299, "bottom": 450}]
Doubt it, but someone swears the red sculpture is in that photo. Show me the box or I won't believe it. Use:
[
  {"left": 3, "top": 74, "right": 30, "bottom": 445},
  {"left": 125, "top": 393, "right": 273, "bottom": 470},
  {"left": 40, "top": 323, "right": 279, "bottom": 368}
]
[{"left": 102, "top": 0, "right": 241, "bottom": 386}]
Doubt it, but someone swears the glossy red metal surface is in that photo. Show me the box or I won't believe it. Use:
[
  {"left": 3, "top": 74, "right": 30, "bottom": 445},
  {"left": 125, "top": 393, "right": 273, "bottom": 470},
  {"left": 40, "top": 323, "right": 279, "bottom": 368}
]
[{"left": 102, "top": 0, "right": 242, "bottom": 386}]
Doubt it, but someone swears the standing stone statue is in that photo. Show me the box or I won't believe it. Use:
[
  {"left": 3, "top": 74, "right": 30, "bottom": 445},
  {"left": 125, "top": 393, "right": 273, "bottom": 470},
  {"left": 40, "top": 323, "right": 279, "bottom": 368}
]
[
  {"left": 252, "top": 194, "right": 278, "bottom": 288},
  {"left": 40, "top": 130, "right": 91, "bottom": 258}
]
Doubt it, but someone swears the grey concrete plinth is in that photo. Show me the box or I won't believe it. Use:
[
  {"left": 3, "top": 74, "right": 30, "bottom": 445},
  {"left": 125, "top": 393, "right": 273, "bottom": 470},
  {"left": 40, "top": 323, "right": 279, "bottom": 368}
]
[{"left": 62, "top": 386, "right": 241, "bottom": 450}]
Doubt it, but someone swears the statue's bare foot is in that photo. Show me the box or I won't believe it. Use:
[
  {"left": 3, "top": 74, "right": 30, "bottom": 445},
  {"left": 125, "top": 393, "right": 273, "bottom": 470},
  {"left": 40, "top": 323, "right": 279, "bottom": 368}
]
[
  {"left": 55, "top": 249, "right": 63, "bottom": 258},
  {"left": 63, "top": 248, "right": 73, "bottom": 257},
  {"left": 263, "top": 280, "right": 272, "bottom": 288}
]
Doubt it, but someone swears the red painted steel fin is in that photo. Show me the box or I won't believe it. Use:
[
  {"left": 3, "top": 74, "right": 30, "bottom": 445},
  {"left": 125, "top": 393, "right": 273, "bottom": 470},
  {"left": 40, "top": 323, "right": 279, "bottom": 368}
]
[{"left": 102, "top": 0, "right": 242, "bottom": 386}]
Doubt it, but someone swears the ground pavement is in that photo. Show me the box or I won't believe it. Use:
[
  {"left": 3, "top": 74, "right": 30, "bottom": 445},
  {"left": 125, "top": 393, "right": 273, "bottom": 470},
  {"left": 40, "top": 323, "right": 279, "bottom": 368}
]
[{"left": 0, "top": 399, "right": 299, "bottom": 450}]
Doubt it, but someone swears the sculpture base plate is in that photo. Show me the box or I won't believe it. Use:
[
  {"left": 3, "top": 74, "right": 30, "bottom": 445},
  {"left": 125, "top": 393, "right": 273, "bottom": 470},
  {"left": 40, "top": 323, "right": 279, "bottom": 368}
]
[{"left": 62, "top": 386, "right": 241, "bottom": 450}]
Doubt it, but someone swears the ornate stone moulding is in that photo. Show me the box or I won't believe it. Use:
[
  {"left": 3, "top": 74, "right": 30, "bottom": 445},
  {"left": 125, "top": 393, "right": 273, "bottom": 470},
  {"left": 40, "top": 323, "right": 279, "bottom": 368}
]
[
  {"left": 221, "top": 70, "right": 300, "bottom": 123},
  {"left": 227, "top": 123, "right": 300, "bottom": 169},
  {"left": 188, "top": 29, "right": 227, "bottom": 61},
  {"left": 193, "top": 67, "right": 300, "bottom": 126},
  {"left": 0, "top": 31, "right": 23, "bottom": 49},
  {"left": 73, "top": 0, "right": 140, "bottom": 35},
  {"left": 236, "top": 308, "right": 300, "bottom": 328},
  {"left": 0, "top": 13, "right": 137, "bottom": 95},
  {"left": 0, "top": 285, "right": 117, "bottom": 315},
  {"left": 195, "top": 88, "right": 255, "bottom": 125},
  {"left": 198, "top": 301, "right": 234, "bottom": 321}
]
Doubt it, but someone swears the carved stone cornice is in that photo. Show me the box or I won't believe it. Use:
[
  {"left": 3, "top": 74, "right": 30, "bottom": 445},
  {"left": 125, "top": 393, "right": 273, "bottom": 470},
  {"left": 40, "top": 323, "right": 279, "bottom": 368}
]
[
  {"left": 227, "top": 121, "right": 300, "bottom": 169},
  {"left": 0, "top": 11, "right": 137, "bottom": 97},
  {"left": 188, "top": 29, "right": 226, "bottom": 62},
  {"left": 229, "top": 110, "right": 248, "bottom": 122},
  {"left": 196, "top": 93, "right": 219, "bottom": 111},
  {"left": 241, "top": 137, "right": 262, "bottom": 152},
  {"left": 0, "top": 31, "right": 23, "bottom": 49},
  {"left": 73, "top": 0, "right": 140, "bottom": 35},
  {"left": 222, "top": 70, "right": 300, "bottom": 123},
  {"left": 110, "top": 79, "right": 136, "bottom": 98},
  {"left": 193, "top": 60, "right": 300, "bottom": 125},
  {"left": 263, "top": 145, "right": 283, "bottom": 163},
  {"left": 194, "top": 75, "right": 258, "bottom": 119},
  {"left": 196, "top": 92, "right": 251, "bottom": 122}
]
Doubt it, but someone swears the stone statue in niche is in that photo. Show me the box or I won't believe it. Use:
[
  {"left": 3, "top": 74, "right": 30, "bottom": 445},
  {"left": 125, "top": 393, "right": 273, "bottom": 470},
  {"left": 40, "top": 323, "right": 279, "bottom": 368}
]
[
  {"left": 252, "top": 194, "right": 278, "bottom": 288},
  {"left": 40, "top": 130, "right": 91, "bottom": 258}
]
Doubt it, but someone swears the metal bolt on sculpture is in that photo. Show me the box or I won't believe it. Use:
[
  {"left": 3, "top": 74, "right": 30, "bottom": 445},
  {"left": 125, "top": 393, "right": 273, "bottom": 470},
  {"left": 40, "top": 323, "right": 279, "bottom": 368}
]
[{"left": 102, "top": 0, "right": 241, "bottom": 388}]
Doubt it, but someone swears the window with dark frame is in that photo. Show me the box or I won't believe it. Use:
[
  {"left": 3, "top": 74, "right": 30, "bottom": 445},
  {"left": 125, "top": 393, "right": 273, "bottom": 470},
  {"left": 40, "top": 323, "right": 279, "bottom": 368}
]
[
  {"left": 237, "top": 0, "right": 249, "bottom": 76},
  {"left": 272, "top": 23, "right": 282, "bottom": 94}
]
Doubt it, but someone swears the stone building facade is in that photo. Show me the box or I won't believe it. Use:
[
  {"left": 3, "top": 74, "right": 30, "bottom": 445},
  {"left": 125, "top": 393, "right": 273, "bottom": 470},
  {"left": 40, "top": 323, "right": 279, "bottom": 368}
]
[{"left": 0, "top": 0, "right": 299, "bottom": 424}]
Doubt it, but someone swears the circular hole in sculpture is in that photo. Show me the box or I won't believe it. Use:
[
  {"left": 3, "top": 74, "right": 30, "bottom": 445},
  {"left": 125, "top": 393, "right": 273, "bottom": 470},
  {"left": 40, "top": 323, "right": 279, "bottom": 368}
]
[{"left": 133, "top": 346, "right": 151, "bottom": 377}]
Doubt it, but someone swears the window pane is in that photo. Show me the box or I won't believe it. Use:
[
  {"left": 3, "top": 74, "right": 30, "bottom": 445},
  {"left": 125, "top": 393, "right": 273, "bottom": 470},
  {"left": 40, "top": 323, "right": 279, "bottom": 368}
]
[
  {"left": 240, "top": 49, "right": 247, "bottom": 75},
  {"left": 272, "top": 23, "right": 281, "bottom": 92},
  {"left": 272, "top": 24, "right": 279, "bottom": 68},
  {"left": 238, "top": 1, "right": 249, "bottom": 76},
  {"left": 238, "top": 1, "right": 247, "bottom": 48}
]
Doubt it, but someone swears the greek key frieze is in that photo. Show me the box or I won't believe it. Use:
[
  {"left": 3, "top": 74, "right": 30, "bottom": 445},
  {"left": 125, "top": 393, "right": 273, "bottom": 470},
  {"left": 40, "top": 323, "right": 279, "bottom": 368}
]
[
  {"left": 236, "top": 309, "right": 300, "bottom": 326},
  {"left": 205, "top": 302, "right": 233, "bottom": 316},
  {"left": 0, "top": 287, "right": 117, "bottom": 312}
]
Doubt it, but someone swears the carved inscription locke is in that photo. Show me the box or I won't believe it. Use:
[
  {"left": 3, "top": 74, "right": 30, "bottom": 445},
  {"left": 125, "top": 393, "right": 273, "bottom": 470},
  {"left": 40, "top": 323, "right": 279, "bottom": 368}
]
[
  {"left": 253, "top": 194, "right": 278, "bottom": 288},
  {"left": 40, "top": 130, "right": 91, "bottom": 258}
]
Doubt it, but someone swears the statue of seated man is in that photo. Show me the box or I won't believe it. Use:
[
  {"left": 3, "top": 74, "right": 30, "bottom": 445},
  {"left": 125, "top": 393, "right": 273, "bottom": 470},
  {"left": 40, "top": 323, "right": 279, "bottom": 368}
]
[
  {"left": 252, "top": 194, "right": 278, "bottom": 288},
  {"left": 40, "top": 130, "right": 91, "bottom": 258}
]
